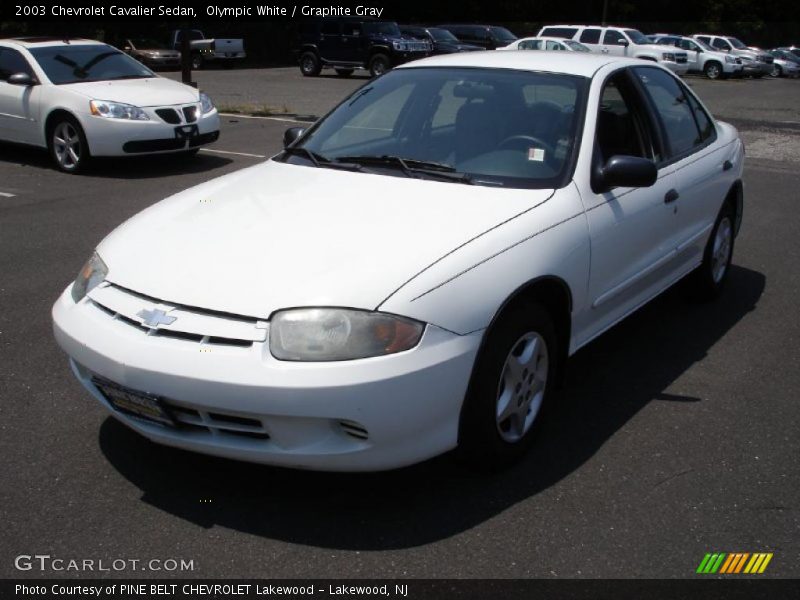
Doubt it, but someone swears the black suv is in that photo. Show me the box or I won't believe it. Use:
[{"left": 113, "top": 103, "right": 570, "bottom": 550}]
[
  {"left": 400, "top": 26, "right": 483, "bottom": 55},
  {"left": 437, "top": 24, "right": 518, "bottom": 50},
  {"left": 296, "top": 18, "right": 431, "bottom": 78}
]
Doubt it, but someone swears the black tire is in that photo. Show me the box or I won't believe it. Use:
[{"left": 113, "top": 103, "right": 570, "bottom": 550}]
[
  {"left": 704, "top": 61, "right": 723, "bottom": 80},
  {"left": 191, "top": 54, "right": 203, "bottom": 70},
  {"left": 368, "top": 53, "right": 391, "bottom": 78},
  {"left": 691, "top": 202, "right": 735, "bottom": 301},
  {"left": 770, "top": 64, "right": 782, "bottom": 78},
  {"left": 335, "top": 68, "right": 354, "bottom": 77},
  {"left": 299, "top": 51, "right": 321, "bottom": 76},
  {"left": 48, "top": 114, "right": 91, "bottom": 174},
  {"left": 458, "top": 302, "right": 559, "bottom": 469}
]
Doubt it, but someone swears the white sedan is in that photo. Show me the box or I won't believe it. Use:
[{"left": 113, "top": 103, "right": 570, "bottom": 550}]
[
  {"left": 499, "top": 37, "right": 591, "bottom": 52},
  {"left": 53, "top": 52, "right": 744, "bottom": 471},
  {"left": 0, "top": 38, "right": 219, "bottom": 173}
]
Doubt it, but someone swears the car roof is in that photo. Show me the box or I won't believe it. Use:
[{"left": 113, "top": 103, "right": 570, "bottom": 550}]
[
  {"left": 397, "top": 50, "right": 640, "bottom": 77},
  {"left": 2, "top": 37, "right": 104, "bottom": 48}
]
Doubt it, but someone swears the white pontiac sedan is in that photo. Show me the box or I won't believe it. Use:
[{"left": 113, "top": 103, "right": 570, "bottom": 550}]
[
  {"left": 53, "top": 52, "right": 744, "bottom": 471},
  {"left": 0, "top": 38, "right": 219, "bottom": 173},
  {"left": 499, "top": 37, "right": 591, "bottom": 52}
]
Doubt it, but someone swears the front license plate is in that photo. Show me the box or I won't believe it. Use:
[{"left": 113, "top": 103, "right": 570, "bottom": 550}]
[
  {"left": 175, "top": 124, "right": 198, "bottom": 140},
  {"left": 93, "top": 377, "right": 175, "bottom": 427}
]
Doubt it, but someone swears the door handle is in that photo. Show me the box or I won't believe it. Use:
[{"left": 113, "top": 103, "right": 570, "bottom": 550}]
[
  {"left": 723, "top": 160, "right": 733, "bottom": 171},
  {"left": 664, "top": 189, "right": 680, "bottom": 204}
]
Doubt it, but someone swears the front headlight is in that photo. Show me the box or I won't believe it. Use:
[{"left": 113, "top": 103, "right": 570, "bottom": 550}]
[
  {"left": 725, "top": 54, "right": 736, "bottom": 63},
  {"left": 89, "top": 100, "right": 149, "bottom": 121},
  {"left": 71, "top": 252, "right": 108, "bottom": 303},
  {"left": 270, "top": 308, "right": 425, "bottom": 361},
  {"left": 200, "top": 92, "right": 214, "bottom": 114}
]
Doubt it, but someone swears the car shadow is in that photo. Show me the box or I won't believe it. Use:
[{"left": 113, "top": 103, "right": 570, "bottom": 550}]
[
  {"left": 0, "top": 142, "right": 233, "bottom": 179},
  {"left": 99, "top": 265, "right": 765, "bottom": 550}
]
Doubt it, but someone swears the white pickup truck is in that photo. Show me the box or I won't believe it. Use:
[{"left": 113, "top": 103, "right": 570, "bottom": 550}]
[{"left": 169, "top": 29, "right": 246, "bottom": 69}]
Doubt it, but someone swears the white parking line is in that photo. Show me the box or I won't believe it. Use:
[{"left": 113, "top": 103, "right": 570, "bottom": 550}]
[
  {"left": 199, "top": 148, "right": 267, "bottom": 159},
  {"left": 0, "top": 191, "right": 16, "bottom": 198},
  {"left": 219, "top": 113, "right": 316, "bottom": 124}
]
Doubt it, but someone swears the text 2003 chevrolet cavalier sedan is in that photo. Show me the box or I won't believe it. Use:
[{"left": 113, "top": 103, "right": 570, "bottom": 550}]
[{"left": 53, "top": 52, "right": 744, "bottom": 471}]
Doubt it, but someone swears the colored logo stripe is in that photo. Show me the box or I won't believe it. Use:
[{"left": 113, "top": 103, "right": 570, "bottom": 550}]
[{"left": 697, "top": 552, "right": 773, "bottom": 574}]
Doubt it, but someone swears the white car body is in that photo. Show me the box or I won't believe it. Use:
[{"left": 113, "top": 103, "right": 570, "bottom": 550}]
[
  {"left": 653, "top": 36, "right": 743, "bottom": 78},
  {"left": 498, "top": 37, "right": 589, "bottom": 52},
  {"left": 0, "top": 38, "right": 219, "bottom": 160},
  {"left": 538, "top": 25, "right": 690, "bottom": 75},
  {"left": 692, "top": 35, "right": 773, "bottom": 76},
  {"left": 52, "top": 52, "right": 744, "bottom": 471}
]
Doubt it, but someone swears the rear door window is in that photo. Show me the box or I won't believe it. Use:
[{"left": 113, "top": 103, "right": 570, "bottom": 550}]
[{"left": 580, "top": 29, "right": 602, "bottom": 44}]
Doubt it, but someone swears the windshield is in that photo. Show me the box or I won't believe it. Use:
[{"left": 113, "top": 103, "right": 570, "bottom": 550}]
[
  {"left": 281, "top": 67, "right": 587, "bottom": 189},
  {"left": 131, "top": 39, "right": 168, "bottom": 50},
  {"left": 727, "top": 37, "right": 747, "bottom": 49},
  {"left": 490, "top": 26, "right": 517, "bottom": 42},
  {"left": 29, "top": 45, "right": 153, "bottom": 84},
  {"left": 429, "top": 28, "right": 459, "bottom": 42},
  {"left": 363, "top": 22, "right": 401, "bottom": 36},
  {"left": 564, "top": 40, "right": 590, "bottom": 52},
  {"left": 624, "top": 29, "right": 650, "bottom": 45}
]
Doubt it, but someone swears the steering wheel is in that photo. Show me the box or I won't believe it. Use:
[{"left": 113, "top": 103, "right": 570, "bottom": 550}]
[{"left": 496, "top": 135, "right": 555, "bottom": 159}]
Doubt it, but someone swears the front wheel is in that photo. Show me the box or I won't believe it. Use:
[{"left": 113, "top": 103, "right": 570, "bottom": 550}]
[
  {"left": 191, "top": 54, "right": 203, "bottom": 70},
  {"left": 691, "top": 202, "right": 735, "bottom": 300},
  {"left": 368, "top": 53, "right": 391, "bottom": 78},
  {"left": 49, "top": 116, "right": 90, "bottom": 174},
  {"left": 458, "top": 303, "right": 558, "bottom": 469},
  {"left": 704, "top": 61, "right": 722, "bottom": 80},
  {"left": 770, "top": 65, "right": 782, "bottom": 78}
]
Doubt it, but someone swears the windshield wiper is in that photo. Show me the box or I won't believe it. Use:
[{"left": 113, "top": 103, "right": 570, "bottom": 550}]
[
  {"left": 335, "top": 155, "right": 473, "bottom": 184},
  {"left": 282, "top": 147, "right": 362, "bottom": 171}
]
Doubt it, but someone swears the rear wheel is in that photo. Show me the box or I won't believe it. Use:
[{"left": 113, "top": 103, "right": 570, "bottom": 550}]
[
  {"left": 335, "top": 68, "right": 354, "bottom": 77},
  {"left": 299, "top": 51, "right": 321, "bottom": 76},
  {"left": 691, "top": 202, "right": 735, "bottom": 300},
  {"left": 49, "top": 116, "right": 90, "bottom": 174},
  {"left": 190, "top": 54, "right": 203, "bottom": 70},
  {"left": 368, "top": 53, "right": 391, "bottom": 78},
  {"left": 770, "top": 64, "right": 782, "bottom": 78},
  {"left": 458, "top": 303, "right": 558, "bottom": 469},
  {"left": 704, "top": 61, "right": 722, "bottom": 80}
]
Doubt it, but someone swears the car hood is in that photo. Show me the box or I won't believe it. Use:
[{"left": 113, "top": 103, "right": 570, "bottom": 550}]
[
  {"left": 97, "top": 161, "right": 551, "bottom": 319},
  {"left": 61, "top": 77, "right": 198, "bottom": 106}
]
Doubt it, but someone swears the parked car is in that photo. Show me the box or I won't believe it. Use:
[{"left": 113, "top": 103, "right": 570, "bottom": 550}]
[
  {"left": 437, "top": 24, "right": 518, "bottom": 49},
  {"left": 296, "top": 18, "right": 431, "bottom": 78},
  {"left": 538, "top": 25, "right": 689, "bottom": 75},
  {"left": 122, "top": 38, "right": 180, "bottom": 70},
  {"left": 499, "top": 37, "right": 590, "bottom": 52},
  {"left": 767, "top": 50, "right": 800, "bottom": 78},
  {"left": 652, "top": 35, "right": 742, "bottom": 79},
  {"left": 168, "top": 29, "right": 246, "bottom": 70},
  {"left": 400, "top": 25, "right": 482, "bottom": 54},
  {"left": 777, "top": 46, "right": 800, "bottom": 59},
  {"left": 692, "top": 35, "right": 772, "bottom": 77},
  {"left": 0, "top": 38, "right": 219, "bottom": 173},
  {"left": 52, "top": 52, "right": 744, "bottom": 471}
]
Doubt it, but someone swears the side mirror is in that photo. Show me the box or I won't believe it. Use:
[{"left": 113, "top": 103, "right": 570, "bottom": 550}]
[
  {"left": 593, "top": 155, "right": 657, "bottom": 193},
  {"left": 283, "top": 126, "right": 305, "bottom": 148},
  {"left": 7, "top": 72, "right": 36, "bottom": 86},
  {"left": 618, "top": 39, "right": 629, "bottom": 47}
]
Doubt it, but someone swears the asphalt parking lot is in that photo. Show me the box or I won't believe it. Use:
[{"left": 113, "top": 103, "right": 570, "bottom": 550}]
[{"left": 1, "top": 68, "right": 799, "bottom": 579}]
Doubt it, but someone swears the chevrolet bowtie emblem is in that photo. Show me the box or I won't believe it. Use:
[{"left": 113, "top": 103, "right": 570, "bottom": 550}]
[{"left": 137, "top": 308, "right": 177, "bottom": 328}]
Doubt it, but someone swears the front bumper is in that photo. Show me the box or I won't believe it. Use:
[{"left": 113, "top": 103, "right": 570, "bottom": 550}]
[
  {"left": 80, "top": 108, "right": 220, "bottom": 157},
  {"left": 722, "top": 61, "right": 743, "bottom": 74},
  {"left": 52, "top": 287, "right": 481, "bottom": 471}
]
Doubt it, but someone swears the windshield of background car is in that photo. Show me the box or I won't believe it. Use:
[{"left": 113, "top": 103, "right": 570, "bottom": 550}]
[
  {"left": 285, "top": 67, "right": 587, "bottom": 189},
  {"left": 490, "top": 27, "right": 517, "bottom": 42},
  {"left": 364, "top": 22, "right": 402, "bottom": 36},
  {"left": 29, "top": 45, "right": 154, "bottom": 84},
  {"left": 429, "top": 28, "right": 459, "bottom": 42},
  {"left": 564, "top": 40, "right": 590, "bottom": 51},
  {"left": 624, "top": 29, "right": 650, "bottom": 45},
  {"left": 132, "top": 39, "right": 168, "bottom": 49},
  {"left": 728, "top": 38, "right": 747, "bottom": 49}
]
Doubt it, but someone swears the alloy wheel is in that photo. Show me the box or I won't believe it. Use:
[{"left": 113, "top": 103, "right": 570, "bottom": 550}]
[
  {"left": 53, "top": 122, "right": 82, "bottom": 171},
  {"left": 711, "top": 216, "right": 733, "bottom": 283}
]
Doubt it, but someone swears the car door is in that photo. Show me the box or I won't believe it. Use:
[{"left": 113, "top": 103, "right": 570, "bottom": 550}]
[
  {"left": 678, "top": 39, "right": 701, "bottom": 71},
  {"left": 601, "top": 29, "right": 629, "bottom": 56},
  {"left": 339, "top": 21, "right": 364, "bottom": 63},
  {"left": 632, "top": 65, "right": 730, "bottom": 272},
  {"left": 0, "top": 46, "right": 41, "bottom": 145},
  {"left": 317, "top": 19, "right": 344, "bottom": 62}
]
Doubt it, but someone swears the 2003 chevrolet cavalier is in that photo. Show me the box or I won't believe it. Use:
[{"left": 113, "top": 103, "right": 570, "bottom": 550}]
[{"left": 53, "top": 52, "right": 744, "bottom": 471}]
